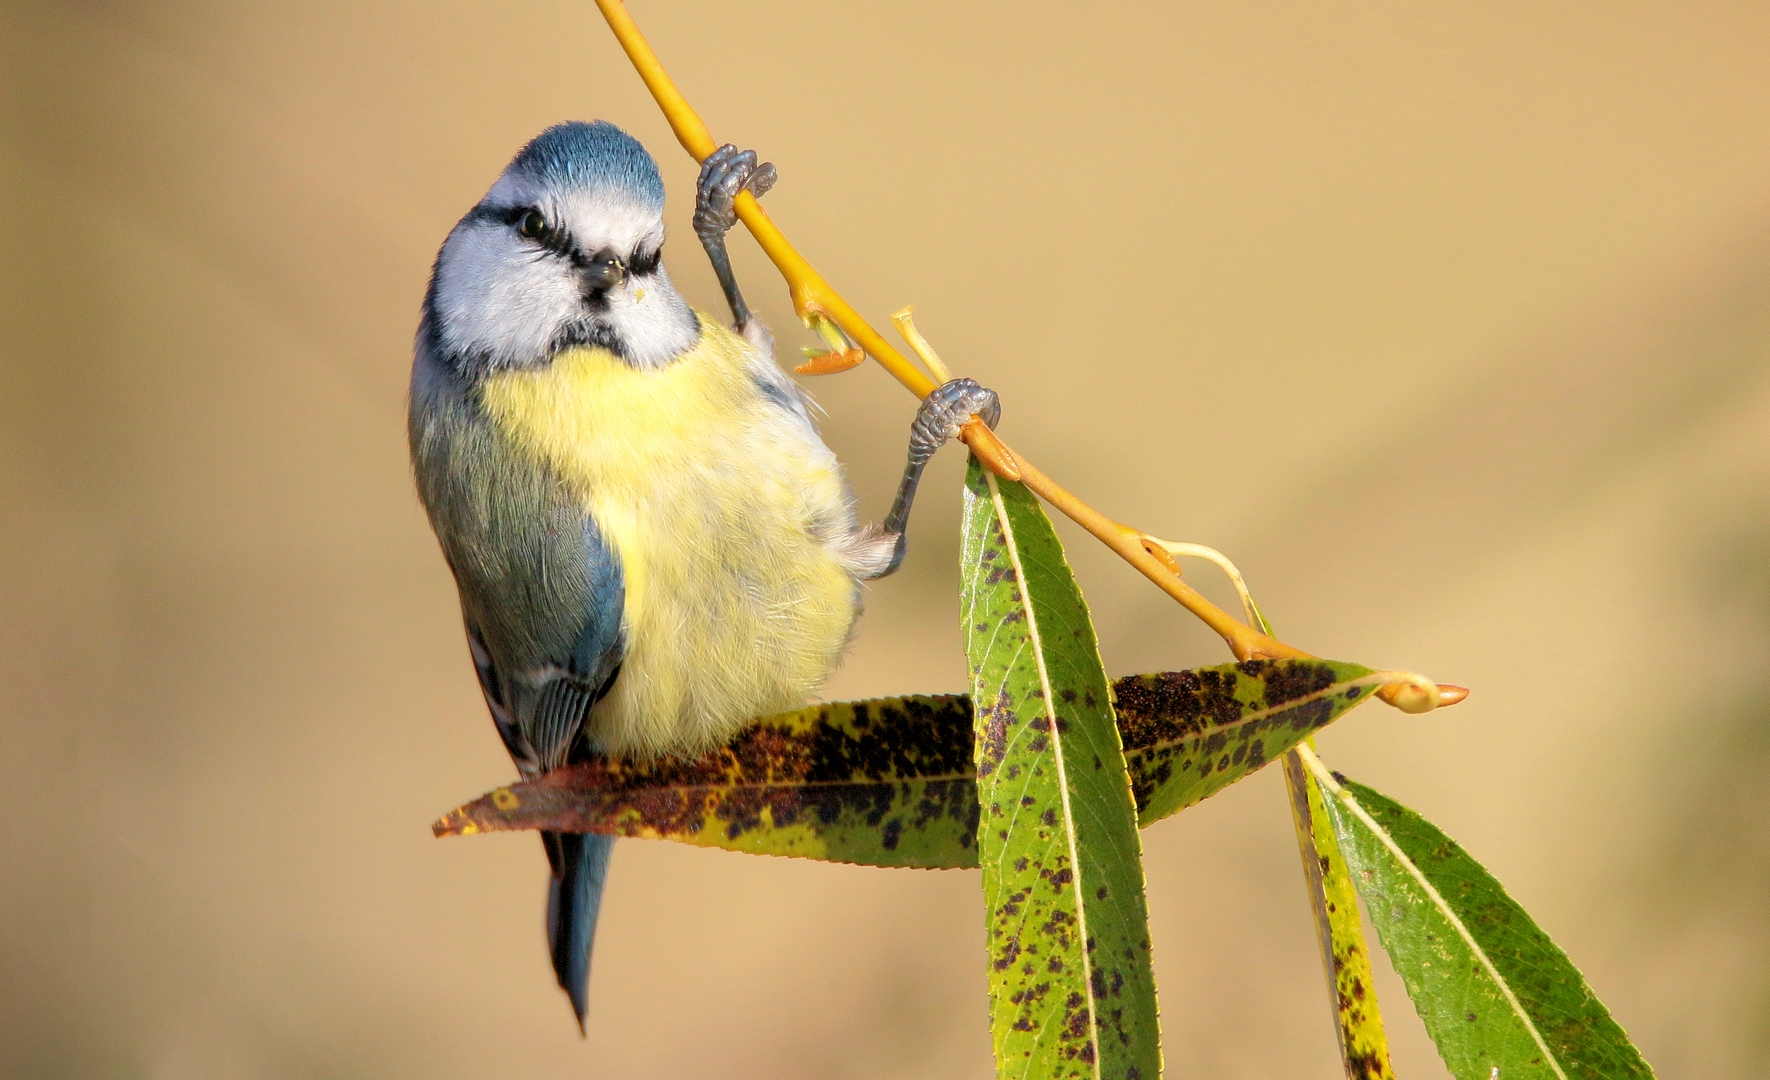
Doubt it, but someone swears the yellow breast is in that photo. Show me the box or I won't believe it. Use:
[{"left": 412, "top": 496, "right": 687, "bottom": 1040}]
[{"left": 477, "top": 316, "right": 860, "bottom": 759}]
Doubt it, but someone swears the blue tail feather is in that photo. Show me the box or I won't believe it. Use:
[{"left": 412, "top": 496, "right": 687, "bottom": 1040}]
[{"left": 545, "top": 830, "right": 615, "bottom": 1033}]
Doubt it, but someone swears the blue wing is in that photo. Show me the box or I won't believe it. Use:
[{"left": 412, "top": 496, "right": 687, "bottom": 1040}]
[
  {"left": 411, "top": 339, "right": 627, "bottom": 1031},
  {"left": 459, "top": 512, "right": 625, "bottom": 1033},
  {"left": 463, "top": 513, "right": 626, "bottom": 773}
]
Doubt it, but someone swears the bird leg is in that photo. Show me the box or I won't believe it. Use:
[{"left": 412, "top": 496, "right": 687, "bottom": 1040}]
[
  {"left": 863, "top": 378, "right": 1002, "bottom": 580},
  {"left": 694, "top": 144, "right": 777, "bottom": 338},
  {"left": 693, "top": 147, "right": 997, "bottom": 581}
]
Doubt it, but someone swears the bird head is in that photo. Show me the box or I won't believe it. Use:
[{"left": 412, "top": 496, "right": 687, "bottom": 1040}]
[{"left": 426, "top": 120, "right": 698, "bottom": 372}]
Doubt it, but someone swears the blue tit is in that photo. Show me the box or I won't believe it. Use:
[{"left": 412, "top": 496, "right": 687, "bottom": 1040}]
[{"left": 408, "top": 120, "right": 998, "bottom": 1031}]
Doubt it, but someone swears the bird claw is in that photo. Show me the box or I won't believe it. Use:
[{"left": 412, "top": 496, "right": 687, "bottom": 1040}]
[
  {"left": 694, "top": 144, "right": 777, "bottom": 241},
  {"left": 910, "top": 378, "right": 1001, "bottom": 464}
]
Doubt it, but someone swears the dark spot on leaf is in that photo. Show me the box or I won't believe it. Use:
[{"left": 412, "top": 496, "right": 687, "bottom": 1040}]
[
  {"left": 1262, "top": 658, "right": 1338, "bottom": 705},
  {"left": 1063, "top": 1001, "right": 1089, "bottom": 1043},
  {"left": 993, "top": 939, "right": 1021, "bottom": 971},
  {"left": 976, "top": 689, "right": 1013, "bottom": 777}
]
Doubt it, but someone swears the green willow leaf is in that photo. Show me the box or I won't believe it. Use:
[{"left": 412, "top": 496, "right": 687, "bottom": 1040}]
[
  {"left": 961, "top": 456, "right": 1161, "bottom": 1080},
  {"left": 1117, "top": 661, "right": 1383, "bottom": 826},
  {"left": 1304, "top": 755, "right": 1657, "bottom": 1080},
  {"left": 432, "top": 661, "right": 1388, "bottom": 867},
  {"left": 1283, "top": 746, "right": 1396, "bottom": 1080},
  {"left": 432, "top": 694, "right": 980, "bottom": 868}
]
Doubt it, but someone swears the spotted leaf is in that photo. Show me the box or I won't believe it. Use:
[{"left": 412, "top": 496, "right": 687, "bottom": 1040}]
[
  {"left": 433, "top": 659, "right": 1387, "bottom": 870},
  {"left": 1117, "top": 660, "right": 1385, "bottom": 826},
  {"left": 432, "top": 694, "right": 980, "bottom": 868},
  {"left": 961, "top": 456, "right": 1160, "bottom": 1080}
]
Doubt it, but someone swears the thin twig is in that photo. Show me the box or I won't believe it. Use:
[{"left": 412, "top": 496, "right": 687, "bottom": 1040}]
[{"left": 591, "top": 0, "right": 1465, "bottom": 711}]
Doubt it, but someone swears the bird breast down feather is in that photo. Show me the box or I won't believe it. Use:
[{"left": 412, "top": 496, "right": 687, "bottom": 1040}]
[{"left": 475, "top": 313, "right": 865, "bottom": 759}]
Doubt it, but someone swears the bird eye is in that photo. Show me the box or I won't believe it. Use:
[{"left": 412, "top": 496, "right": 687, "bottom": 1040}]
[{"left": 517, "top": 209, "right": 547, "bottom": 241}]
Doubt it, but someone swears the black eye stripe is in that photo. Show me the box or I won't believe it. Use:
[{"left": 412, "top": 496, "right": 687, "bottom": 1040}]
[
  {"left": 489, "top": 204, "right": 537, "bottom": 229},
  {"left": 629, "top": 246, "right": 661, "bottom": 276},
  {"left": 470, "top": 204, "right": 660, "bottom": 272},
  {"left": 493, "top": 205, "right": 575, "bottom": 258}
]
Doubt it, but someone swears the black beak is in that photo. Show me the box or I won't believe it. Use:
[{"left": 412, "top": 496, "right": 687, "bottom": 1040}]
[{"left": 580, "top": 249, "right": 627, "bottom": 295}]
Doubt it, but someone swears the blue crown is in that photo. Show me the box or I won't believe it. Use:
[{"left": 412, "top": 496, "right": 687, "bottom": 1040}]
[{"left": 508, "top": 120, "right": 663, "bottom": 210}]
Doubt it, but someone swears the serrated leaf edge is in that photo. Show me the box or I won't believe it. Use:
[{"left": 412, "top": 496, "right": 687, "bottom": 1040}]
[
  {"left": 1298, "top": 745, "right": 1568, "bottom": 1080},
  {"left": 983, "top": 470, "right": 1103, "bottom": 1080}
]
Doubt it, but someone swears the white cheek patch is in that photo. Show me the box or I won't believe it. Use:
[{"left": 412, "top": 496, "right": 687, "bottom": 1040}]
[
  {"left": 434, "top": 221, "right": 582, "bottom": 366},
  {"left": 599, "top": 263, "right": 698, "bottom": 369}
]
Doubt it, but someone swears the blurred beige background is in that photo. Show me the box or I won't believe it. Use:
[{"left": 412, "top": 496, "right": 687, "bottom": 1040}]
[{"left": 4, "top": 2, "right": 1768, "bottom": 1077}]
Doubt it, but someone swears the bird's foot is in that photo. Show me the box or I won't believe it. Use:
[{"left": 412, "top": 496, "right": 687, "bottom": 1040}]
[
  {"left": 909, "top": 378, "right": 1001, "bottom": 464},
  {"left": 866, "top": 379, "right": 1003, "bottom": 579},
  {"left": 694, "top": 144, "right": 777, "bottom": 243},
  {"left": 695, "top": 145, "right": 778, "bottom": 334}
]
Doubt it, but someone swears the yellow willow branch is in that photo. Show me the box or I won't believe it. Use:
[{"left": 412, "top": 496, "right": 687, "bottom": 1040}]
[
  {"left": 591, "top": 0, "right": 1021, "bottom": 479},
  {"left": 591, "top": 0, "right": 1464, "bottom": 711}
]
